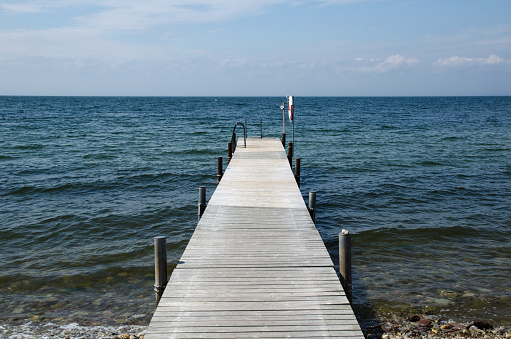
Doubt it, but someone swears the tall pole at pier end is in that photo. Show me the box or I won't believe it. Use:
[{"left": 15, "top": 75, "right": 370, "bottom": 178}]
[
  {"left": 288, "top": 96, "right": 294, "bottom": 145},
  {"left": 281, "top": 102, "right": 286, "bottom": 146}
]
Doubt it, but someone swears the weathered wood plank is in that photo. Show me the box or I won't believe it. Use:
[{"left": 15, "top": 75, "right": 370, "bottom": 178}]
[
  {"left": 151, "top": 313, "right": 359, "bottom": 321},
  {"left": 147, "top": 325, "right": 362, "bottom": 332},
  {"left": 145, "top": 331, "right": 364, "bottom": 339},
  {"left": 145, "top": 138, "right": 364, "bottom": 339},
  {"left": 152, "top": 309, "right": 359, "bottom": 317}
]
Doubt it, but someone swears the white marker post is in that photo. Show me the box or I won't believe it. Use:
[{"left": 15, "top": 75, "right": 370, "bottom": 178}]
[
  {"left": 280, "top": 102, "right": 286, "bottom": 146},
  {"left": 288, "top": 95, "right": 294, "bottom": 145}
]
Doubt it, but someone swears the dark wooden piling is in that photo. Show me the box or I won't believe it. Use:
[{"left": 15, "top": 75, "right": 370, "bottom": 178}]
[
  {"left": 198, "top": 186, "right": 206, "bottom": 220},
  {"left": 217, "top": 156, "right": 223, "bottom": 184},
  {"left": 308, "top": 191, "right": 316, "bottom": 222},
  {"left": 295, "top": 158, "right": 300, "bottom": 188},
  {"left": 339, "top": 229, "right": 352, "bottom": 302},
  {"left": 287, "top": 142, "right": 293, "bottom": 166},
  {"left": 227, "top": 142, "right": 233, "bottom": 163},
  {"left": 154, "top": 236, "right": 167, "bottom": 305}
]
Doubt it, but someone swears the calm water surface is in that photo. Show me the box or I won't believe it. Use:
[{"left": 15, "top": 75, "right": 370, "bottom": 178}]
[{"left": 1, "top": 96, "right": 510, "bottom": 336}]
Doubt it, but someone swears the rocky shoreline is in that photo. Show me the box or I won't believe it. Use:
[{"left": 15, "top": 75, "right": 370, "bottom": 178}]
[
  {"left": 2, "top": 315, "right": 511, "bottom": 338},
  {"left": 363, "top": 315, "right": 511, "bottom": 339}
]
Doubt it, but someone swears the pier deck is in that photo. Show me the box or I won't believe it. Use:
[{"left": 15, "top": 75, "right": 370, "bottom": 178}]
[{"left": 145, "top": 137, "right": 364, "bottom": 338}]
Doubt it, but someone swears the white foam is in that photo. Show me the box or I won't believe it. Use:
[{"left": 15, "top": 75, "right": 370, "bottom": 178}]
[{"left": 0, "top": 321, "right": 146, "bottom": 339}]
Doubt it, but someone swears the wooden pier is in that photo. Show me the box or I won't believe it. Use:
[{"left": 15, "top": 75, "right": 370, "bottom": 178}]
[{"left": 145, "top": 137, "right": 364, "bottom": 338}]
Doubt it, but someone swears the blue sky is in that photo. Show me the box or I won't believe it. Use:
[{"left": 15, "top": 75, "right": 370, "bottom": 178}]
[{"left": 0, "top": 0, "right": 510, "bottom": 96}]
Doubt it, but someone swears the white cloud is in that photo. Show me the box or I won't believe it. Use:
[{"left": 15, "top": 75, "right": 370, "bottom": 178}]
[
  {"left": 0, "top": 0, "right": 373, "bottom": 31},
  {"left": 218, "top": 58, "right": 251, "bottom": 70},
  {"left": 434, "top": 54, "right": 510, "bottom": 67},
  {"left": 0, "top": 2, "right": 44, "bottom": 12},
  {"left": 0, "top": 26, "right": 161, "bottom": 62},
  {"left": 0, "top": 0, "right": 310, "bottom": 62},
  {"left": 347, "top": 54, "right": 420, "bottom": 73},
  {"left": 0, "top": 0, "right": 106, "bottom": 13},
  {"left": 0, "top": 0, "right": 291, "bottom": 30}
]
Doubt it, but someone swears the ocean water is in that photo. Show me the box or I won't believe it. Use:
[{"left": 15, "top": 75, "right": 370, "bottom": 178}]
[{"left": 1, "top": 96, "right": 510, "bottom": 336}]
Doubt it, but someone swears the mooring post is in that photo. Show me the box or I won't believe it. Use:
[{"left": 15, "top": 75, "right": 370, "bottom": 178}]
[
  {"left": 339, "top": 229, "right": 352, "bottom": 303},
  {"left": 287, "top": 142, "right": 293, "bottom": 167},
  {"left": 227, "top": 142, "right": 233, "bottom": 163},
  {"left": 217, "top": 156, "right": 223, "bottom": 184},
  {"left": 198, "top": 186, "right": 206, "bottom": 220},
  {"left": 295, "top": 158, "right": 301, "bottom": 188},
  {"left": 154, "top": 236, "right": 167, "bottom": 305},
  {"left": 260, "top": 117, "right": 262, "bottom": 138},
  {"left": 308, "top": 191, "right": 316, "bottom": 222},
  {"left": 281, "top": 101, "right": 286, "bottom": 146}
]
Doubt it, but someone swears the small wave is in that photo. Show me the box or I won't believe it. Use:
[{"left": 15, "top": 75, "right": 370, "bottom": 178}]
[
  {"left": 0, "top": 155, "right": 16, "bottom": 160},
  {"left": 13, "top": 144, "right": 45, "bottom": 150},
  {"left": 418, "top": 160, "right": 445, "bottom": 166},
  {"left": 441, "top": 135, "right": 466, "bottom": 141},
  {"left": 354, "top": 224, "right": 483, "bottom": 244},
  {"left": 82, "top": 153, "right": 118, "bottom": 160},
  {"left": 182, "top": 148, "right": 218, "bottom": 155},
  {"left": 5, "top": 170, "right": 187, "bottom": 196},
  {"left": 5, "top": 181, "right": 117, "bottom": 196}
]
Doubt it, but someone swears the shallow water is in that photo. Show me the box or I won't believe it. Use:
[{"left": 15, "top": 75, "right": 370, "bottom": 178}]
[{"left": 1, "top": 96, "right": 510, "bottom": 336}]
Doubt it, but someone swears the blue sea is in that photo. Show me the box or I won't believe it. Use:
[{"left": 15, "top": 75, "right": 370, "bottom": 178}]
[{"left": 1, "top": 96, "right": 510, "bottom": 336}]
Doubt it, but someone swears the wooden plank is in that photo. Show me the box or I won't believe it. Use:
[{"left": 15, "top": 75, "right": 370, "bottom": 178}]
[
  {"left": 145, "top": 138, "right": 364, "bottom": 339},
  {"left": 147, "top": 325, "right": 362, "bottom": 333},
  {"left": 151, "top": 313, "right": 359, "bottom": 321},
  {"left": 145, "top": 331, "right": 364, "bottom": 339},
  {"left": 152, "top": 309, "right": 359, "bottom": 317}
]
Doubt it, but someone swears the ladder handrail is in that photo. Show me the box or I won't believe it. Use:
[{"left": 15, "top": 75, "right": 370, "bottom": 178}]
[{"left": 231, "top": 122, "right": 246, "bottom": 151}]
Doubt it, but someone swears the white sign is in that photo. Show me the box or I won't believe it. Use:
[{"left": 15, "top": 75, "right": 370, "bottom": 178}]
[{"left": 288, "top": 96, "right": 294, "bottom": 121}]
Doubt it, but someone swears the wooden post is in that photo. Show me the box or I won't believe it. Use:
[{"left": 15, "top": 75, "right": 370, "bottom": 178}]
[
  {"left": 227, "top": 142, "right": 233, "bottom": 163},
  {"left": 287, "top": 142, "right": 293, "bottom": 167},
  {"left": 217, "top": 156, "right": 223, "bottom": 184},
  {"left": 339, "top": 229, "right": 352, "bottom": 303},
  {"left": 260, "top": 117, "right": 262, "bottom": 138},
  {"left": 282, "top": 133, "right": 286, "bottom": 147},
  {"left": 308, "top": 191, "right": 316, "bottom": 222},
  {"left": 198, "top": 186, "right": 206, "bottom": 220},
  {"left": 154, "top": 236, "right": 167, "bottom": 305},
  {"left": 295, "top": 158, "right": 300, "bottom": 188}
]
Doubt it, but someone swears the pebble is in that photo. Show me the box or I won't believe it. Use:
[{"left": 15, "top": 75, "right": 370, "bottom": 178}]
[
  {"left": 418, "top": 318, "right": 432, "bottom": 327},
  {"left": 363, "top": 316, "right": 511, "bottom": 339},
  {"left": 470, "top": 326, "right": 486, "bottom": 335},
  {"left": 130, "top": 314, "right": 146, "bottom": 319},
  {"left": 0, "top": 322, "right": 147, "bottom": 339}
]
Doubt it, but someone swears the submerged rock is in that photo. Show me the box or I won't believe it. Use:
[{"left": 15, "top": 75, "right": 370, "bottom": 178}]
[
  {"left": 407, "top": 315, "right": 420, "bottom": 322},
  {"left": 417, "top": 318, "right": 432, "bottom": 327},
  {"left": 468, "top": 321, "right": 493, "bottom": 330}
]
